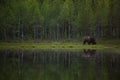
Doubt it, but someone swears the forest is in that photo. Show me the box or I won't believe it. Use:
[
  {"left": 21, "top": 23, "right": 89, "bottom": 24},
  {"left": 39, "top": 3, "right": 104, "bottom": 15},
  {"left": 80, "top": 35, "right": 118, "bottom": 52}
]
[{"left": 0, "top": 0, "right": 120, "bottom": 41}]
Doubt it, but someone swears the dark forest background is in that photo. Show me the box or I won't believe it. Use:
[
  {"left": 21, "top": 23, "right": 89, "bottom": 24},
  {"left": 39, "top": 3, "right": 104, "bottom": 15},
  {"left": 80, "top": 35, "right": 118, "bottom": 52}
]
[{"left": 0, "top": 0, "right": 120, "bottom": 41}]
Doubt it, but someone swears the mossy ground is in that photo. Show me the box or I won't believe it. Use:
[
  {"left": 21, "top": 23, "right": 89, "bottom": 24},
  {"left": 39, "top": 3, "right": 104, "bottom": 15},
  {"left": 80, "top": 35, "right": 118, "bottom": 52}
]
[{"left": 0, "top": 42, "right": 119, "bottom": 50}]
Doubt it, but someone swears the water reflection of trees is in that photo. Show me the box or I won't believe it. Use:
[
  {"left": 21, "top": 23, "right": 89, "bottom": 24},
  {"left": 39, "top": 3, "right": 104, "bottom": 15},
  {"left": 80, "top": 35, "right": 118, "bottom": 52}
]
[{"left": 0, "top": 50, "right": 120, "bottom": 80}]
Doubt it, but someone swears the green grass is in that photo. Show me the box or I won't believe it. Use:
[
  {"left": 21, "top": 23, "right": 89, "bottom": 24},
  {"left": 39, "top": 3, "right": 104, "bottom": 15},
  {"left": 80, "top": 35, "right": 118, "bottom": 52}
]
[{"left": 0, "top": 42, "right": 120, "bottom": 50}]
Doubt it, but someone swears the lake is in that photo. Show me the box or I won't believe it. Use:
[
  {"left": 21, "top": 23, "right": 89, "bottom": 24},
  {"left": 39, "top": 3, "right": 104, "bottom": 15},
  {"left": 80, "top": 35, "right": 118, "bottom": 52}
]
[{"left": 0, "top": 49, "right": 120, "bottom": 80}]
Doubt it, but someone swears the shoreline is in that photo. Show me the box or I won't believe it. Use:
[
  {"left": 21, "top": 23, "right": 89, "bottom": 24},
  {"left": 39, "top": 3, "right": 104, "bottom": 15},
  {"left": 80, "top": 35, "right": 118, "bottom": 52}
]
[{"left": 0, "top": 42, "right": 119, "bottom": 50}]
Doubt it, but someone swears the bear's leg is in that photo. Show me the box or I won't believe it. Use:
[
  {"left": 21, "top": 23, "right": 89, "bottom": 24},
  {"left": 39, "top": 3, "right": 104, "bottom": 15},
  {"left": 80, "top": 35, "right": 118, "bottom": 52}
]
[
  {"left": 88, "top": 41, "right": 91, "bottom": 45},
  {"left": 83, "top": 40, "right": 86, "bottom": 44},
  {"left": 94, "top": 42, "right": 96, "bottom": 44},
  {"left": 92, "top": 41, "right": 96, "bottom": 45},
  {"left": 91, "top": 38, "right": 96, "bottom": 45}
]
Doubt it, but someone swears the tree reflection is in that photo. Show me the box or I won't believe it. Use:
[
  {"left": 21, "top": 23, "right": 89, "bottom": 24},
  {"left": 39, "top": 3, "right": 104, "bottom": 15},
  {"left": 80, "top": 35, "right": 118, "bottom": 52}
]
[{"left": 0, "top": 50, "right": 120, "bottom": 80}]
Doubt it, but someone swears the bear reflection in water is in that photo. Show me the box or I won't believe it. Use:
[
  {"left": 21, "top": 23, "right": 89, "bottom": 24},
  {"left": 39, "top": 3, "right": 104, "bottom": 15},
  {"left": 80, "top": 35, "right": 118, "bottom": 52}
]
[{"left": 82, "top": 49, "right": 96, "bottom": 58}]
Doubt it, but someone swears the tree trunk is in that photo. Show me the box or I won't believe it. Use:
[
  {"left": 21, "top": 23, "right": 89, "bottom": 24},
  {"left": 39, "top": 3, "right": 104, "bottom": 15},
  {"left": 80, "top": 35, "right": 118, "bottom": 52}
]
[
  {"left": 57, "top": 26, "right": 59, "bottom": 40},
  {"left": 21, "top": 26, "right": 24, "bottom": 41},
  {"left": 68, "top": 22, "right": 70, "bottom": 39},
  {"left": 4, "top": 29, "right": 6, "bottom": 41},
  {"left": 18, "top": 15, "right": 21, "bottom": 40}
]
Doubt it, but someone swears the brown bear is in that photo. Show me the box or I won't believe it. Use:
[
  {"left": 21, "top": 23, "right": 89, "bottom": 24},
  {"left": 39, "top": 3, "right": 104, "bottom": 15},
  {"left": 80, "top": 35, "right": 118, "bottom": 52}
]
[{"left": 83, "top": 36, "right": 96, "bottom": 45}]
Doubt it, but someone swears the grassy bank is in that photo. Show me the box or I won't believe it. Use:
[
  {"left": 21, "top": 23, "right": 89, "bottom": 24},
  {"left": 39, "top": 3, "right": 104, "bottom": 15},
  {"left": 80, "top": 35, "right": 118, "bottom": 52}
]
[{"left": 0, "top": 41, "right": 120, "bottom": 50}]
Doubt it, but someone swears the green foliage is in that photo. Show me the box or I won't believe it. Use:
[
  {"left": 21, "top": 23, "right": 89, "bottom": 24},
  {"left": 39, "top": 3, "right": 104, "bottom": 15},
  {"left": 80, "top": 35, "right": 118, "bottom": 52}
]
[{"left": 0, "top": 0, "right": 119, "bottom": 40}]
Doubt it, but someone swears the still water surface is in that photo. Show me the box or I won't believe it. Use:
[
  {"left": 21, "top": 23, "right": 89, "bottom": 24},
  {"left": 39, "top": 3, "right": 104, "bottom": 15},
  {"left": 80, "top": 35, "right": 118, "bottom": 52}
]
[{"left": 0, "top": 49, "right": 120, "bottom": 80}]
